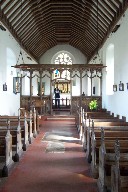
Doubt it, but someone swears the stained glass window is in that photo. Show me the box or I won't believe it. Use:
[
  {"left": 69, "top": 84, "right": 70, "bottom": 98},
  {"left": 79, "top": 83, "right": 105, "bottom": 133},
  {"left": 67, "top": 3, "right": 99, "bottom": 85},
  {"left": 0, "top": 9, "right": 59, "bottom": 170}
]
[
  {"left": 53, "top": 52, "right": 73, "bottom": 80},
  {"left": 54, "top": 52, "right": 72, "bottom": 64}
]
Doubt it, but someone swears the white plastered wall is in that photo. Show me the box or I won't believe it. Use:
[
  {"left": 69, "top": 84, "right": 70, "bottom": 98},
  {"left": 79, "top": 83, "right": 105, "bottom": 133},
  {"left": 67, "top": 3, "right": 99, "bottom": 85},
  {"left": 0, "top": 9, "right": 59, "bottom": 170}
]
[
  {"left": 39, "top": 44, "right": 87, "bottom": 64},
  {"left": 0, "top": 24, "right": 37, "bottom": 115},
  {"left": 39, "top": 44, "right": 87, "bottom": 96},
  {"left": 102, "top": 10, "right": 128, "bottom": 120}
]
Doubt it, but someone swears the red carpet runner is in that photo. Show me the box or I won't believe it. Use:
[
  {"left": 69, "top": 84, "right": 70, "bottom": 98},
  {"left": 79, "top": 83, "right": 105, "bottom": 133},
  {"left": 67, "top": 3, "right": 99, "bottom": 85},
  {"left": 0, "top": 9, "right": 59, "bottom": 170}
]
[{"left": 0, "top": 117, "right": 98, "bottom": 192}]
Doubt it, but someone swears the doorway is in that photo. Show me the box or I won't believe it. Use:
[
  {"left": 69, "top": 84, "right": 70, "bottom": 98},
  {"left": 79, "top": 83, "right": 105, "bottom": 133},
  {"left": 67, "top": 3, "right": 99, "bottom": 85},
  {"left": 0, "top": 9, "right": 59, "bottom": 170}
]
[{"left": 52, "top": 79, "right": 71, "bottom": 111}]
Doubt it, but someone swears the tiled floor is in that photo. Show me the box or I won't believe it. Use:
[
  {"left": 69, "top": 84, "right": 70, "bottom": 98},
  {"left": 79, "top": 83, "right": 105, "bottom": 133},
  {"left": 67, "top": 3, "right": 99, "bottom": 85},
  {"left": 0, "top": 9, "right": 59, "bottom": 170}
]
[{"left": 0, "top": 116, "right": 98, "bottom": 192}]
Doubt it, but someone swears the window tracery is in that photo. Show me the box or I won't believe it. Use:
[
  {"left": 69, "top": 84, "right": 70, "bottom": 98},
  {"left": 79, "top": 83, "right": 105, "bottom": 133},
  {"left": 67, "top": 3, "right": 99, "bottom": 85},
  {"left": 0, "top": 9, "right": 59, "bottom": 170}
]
[
  {"left": 54, "top": 52, "right": 72, "bottom": 65},
  {"left": 53, "top": 52, "right": 73, "bottom": 80}
]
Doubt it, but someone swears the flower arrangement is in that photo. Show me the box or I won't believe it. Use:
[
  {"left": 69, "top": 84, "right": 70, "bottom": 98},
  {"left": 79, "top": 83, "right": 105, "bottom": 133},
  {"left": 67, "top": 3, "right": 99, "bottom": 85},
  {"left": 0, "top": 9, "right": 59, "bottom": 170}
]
[{"left": 89, "top": 100, "right": 98, "bottom": 110}]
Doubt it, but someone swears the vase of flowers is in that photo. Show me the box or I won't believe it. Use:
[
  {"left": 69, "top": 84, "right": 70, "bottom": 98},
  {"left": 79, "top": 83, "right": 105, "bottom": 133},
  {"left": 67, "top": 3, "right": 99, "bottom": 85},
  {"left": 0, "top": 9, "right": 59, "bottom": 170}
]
[{"left": 89, "top": 100, "right": 98, "bottom": 111}]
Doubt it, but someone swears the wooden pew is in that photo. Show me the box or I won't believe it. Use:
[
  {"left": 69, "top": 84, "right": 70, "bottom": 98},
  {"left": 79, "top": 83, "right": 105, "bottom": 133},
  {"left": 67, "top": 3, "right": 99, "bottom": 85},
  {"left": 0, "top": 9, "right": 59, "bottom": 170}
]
[
  {"left": 0, "top": 119, "right": 23, "bottom": 162},
  {"left": 92, "top": 121, "right": 128, "bottom": 127},
  {"left": 111, "top": 140, "right": 128, "bottom": 192},
  {"left": 22, "top": 107, "right": 41, "bottom": 137},
  {"left": 0, "top": 107, "right": 40, "bottom": 138},
  {"left": 97, "top": 136, "right": 128, "bottom": 192},
  {"left": 85, "top": 120, "right": 128, "bottom": 161},
  {"left": 75, "top": 106, "right": 83, "bottom": 133},
  {"left": 83, "top": 117, "right": 127, "bottom": 155},
  {"left": 90, "top": 127, "right": 128, "bottom": 179},
  {"left": 76, "top": 105, "right": 113, "bottom": 131},
  {"left": 77, "top": 109, "right": 112, "bottom": 136},
  {"left": 84, "top": 111, "right": 122, "bottom": 121},
  {"left": 0, "top": 129, "right": 14, "bottom": 177},
  {"left": 0, "top": 108, "right": 41, "bottom": 156},
  {"left": 0, "top": 117, "right": 29, "bottom": 152},
  {"left": 82, "top": 113, "right": 121, "bottom": 151},
  {"left": 20, "top": 107, "right": 41, "bottom": 135},
  {"left": 75, "top": 104, "right": 80, "bottom": 128},
  {"left": 20, "top": 107, "right": 41, "bottom": 136},
  {"left": 91, "top": 118, "right": 124, "bottom": 122},
  {"left": 0, "top": 108, "right": 40, "bottom": 177},
  {"left": 1, "top": 110, "right": 34, "bottom": 141}
]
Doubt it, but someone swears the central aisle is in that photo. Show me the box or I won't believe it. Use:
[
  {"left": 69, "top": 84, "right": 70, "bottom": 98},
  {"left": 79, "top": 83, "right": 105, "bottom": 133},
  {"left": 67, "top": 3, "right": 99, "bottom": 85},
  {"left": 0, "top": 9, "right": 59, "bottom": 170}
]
[{"left": 0, "top": 117, "right": 98, "bottom": 192}]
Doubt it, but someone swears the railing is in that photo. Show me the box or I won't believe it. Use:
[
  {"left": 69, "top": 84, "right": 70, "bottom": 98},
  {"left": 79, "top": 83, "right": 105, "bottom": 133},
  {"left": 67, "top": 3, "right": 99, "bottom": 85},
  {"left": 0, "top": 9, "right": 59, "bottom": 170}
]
[{"left": 52, "top": 98, "right": 70, "bottom": 107}]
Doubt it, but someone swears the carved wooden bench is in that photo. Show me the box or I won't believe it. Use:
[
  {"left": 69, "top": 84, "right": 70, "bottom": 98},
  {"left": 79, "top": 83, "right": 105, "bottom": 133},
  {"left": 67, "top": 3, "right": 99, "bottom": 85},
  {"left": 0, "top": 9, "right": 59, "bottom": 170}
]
[
  {"left": 90, "top": 127, "right": 128, "bottom": 179},
  {"left": 76, "top": 108, "right": 112, "bottom": 137},
  {"left": 97, "top": 137, "right": 128, "bottom": 192},
  {"left": 83, "top": 118, "right": 128, "bottom": 154},
  {"left": 111, "top": 140, "right": 128, "bottom": 192},
  {"left": 0, "top": 129, "right": 14, "bottom": 177},
  {"left": 82, "top": 114, "right": 118, "bottom": 149},
  {"left": 0, "top": 107, "right": 40, "bottom": 137},
  {"left": 0, "top": 118, "right": 29, "bottom": 151},
  {"left": 0, "top": 119, "right": 24, "bottom": 161}
]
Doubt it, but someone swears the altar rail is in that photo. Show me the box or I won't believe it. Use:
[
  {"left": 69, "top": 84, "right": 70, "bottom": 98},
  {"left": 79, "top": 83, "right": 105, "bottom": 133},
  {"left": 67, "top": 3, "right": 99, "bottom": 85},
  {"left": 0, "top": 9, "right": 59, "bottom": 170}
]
[{"left": 52, "top": 98, "right": 70, "bottom": 108}]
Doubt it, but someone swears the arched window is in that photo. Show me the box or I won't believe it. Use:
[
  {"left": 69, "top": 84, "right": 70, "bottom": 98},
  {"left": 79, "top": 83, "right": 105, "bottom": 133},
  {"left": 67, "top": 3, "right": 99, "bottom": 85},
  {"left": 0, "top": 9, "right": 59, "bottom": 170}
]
[
  {"left": 106, "top": 44, "right": 114, "bottom": 95},
  {"left": 54, "top": 52, "right": 73, "bottom": 64},
  {"left": 52, "top": 51, "right": 74, "bottom": 80}
]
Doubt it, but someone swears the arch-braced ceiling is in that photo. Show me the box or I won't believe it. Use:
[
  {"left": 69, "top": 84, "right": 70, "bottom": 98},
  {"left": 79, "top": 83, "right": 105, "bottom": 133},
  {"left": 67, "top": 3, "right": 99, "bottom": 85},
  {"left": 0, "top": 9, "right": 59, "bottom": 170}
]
[{"left": 0, "top": 0, "right": 128, "bottom": 63}]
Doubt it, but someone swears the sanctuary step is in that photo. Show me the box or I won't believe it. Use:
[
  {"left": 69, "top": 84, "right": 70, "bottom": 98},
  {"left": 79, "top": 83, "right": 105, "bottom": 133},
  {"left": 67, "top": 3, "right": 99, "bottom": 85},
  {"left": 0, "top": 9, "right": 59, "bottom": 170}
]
[
  {"left": 52, "top": 107, "right": 70, "bottom": 111},
  {"left": 52, "top": 108, "right": 71, "bottom": 116},
  {"left": 46, "top": 115, "right": 75, "bottom": 121}
]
